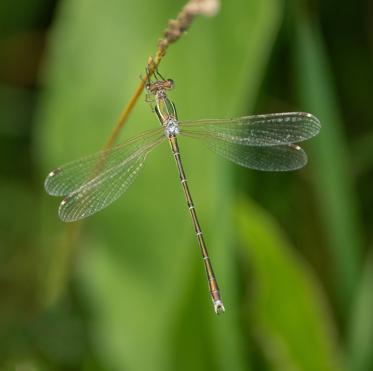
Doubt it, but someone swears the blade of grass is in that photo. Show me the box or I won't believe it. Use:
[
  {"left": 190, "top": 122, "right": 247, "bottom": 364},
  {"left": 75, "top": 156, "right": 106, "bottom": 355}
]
[{"left": 292, "top": 7, "right": 363, "bottom": 316}]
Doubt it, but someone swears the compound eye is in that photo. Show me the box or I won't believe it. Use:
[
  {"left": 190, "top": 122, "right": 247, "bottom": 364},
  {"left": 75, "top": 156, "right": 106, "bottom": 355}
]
[{"left": 167, "top": 79, "right": 175, "bottom": 89}]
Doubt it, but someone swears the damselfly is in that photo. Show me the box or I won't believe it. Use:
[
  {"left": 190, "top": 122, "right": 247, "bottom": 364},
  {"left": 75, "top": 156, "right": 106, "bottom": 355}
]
[{"left": 45, "top": 75, "right": 321, "bottom": 314}]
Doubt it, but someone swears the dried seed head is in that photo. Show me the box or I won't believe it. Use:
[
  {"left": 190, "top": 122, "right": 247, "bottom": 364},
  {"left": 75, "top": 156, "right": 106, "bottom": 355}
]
[
  {"left": 186, "top": 0, "right": 220, "bottom": 17},
  {"left": 157, "top": 0, "right": 220, "bottom": 53}
]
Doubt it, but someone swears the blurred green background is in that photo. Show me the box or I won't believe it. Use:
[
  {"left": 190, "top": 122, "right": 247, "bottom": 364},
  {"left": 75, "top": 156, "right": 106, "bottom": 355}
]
[{"left": 1, "top": 0, "right": 372, "bottom": 370}]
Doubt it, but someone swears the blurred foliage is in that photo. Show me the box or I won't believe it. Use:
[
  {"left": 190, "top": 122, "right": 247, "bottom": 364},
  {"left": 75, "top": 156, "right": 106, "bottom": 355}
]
[
  {"left": 237, "top": 198, "right": 342, "bottom": 371},
  {"left": 0, "top": 0, "right": 372, "bottom": 370}
]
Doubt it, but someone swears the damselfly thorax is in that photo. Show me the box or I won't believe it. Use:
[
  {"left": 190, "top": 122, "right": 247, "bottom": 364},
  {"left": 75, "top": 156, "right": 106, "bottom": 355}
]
[{"left": 146, "top": 78, "right": 180, "bottom": 137}]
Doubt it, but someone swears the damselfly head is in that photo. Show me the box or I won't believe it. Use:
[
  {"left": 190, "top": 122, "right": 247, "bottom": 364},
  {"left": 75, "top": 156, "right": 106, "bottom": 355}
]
[{"left": 145, "top": 78, "right": 175, "bottom": 95}]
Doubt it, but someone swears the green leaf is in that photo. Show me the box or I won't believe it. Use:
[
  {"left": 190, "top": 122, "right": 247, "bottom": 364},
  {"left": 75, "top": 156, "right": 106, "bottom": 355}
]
[
  {"left": 35, "top": 0, "right": 283, "bottom": 370},
  {"left": 237, "top": 197, "right": 343, "bottom": 371}
]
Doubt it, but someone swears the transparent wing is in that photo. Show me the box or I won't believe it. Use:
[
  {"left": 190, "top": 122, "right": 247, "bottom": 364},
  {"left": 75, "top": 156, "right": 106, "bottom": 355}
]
[
  {"left": 45, "top": 128, "right": 165, "bottom": 222},
  {"left": 205, "top": 139, "right": 307, "bottom": 171},
  {"left": 58, "top": 152, "right": 149, "bottom": 222},
  {"left": 45, "top": 127, "right": 164, "bottom": 196},
  {"left": 180, "top": 112, "right": 320, "bottom": 146},
  {"left": 179, "top": 112, "right": 318, "bottom": 171}
]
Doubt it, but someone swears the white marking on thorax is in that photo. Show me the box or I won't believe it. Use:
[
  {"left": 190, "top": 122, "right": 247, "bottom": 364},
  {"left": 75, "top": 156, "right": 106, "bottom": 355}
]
[{"left": 164, "top": 118, "right": 180, "bottom": 137}]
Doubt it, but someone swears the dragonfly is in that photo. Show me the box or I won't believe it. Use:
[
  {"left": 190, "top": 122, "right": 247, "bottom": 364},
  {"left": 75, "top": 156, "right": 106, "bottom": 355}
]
[{"left": 45, "top": 74, "right": 321, "bottom": 314}]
